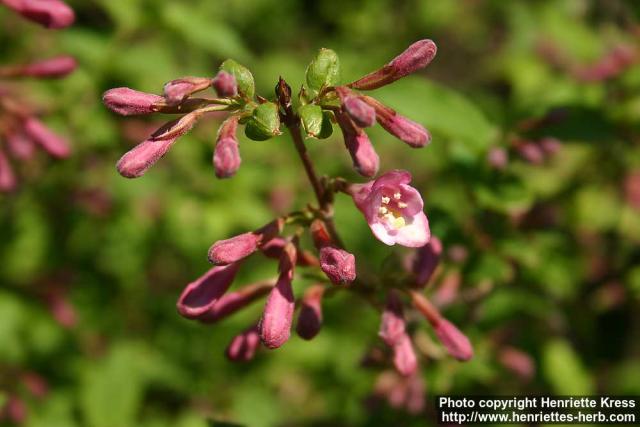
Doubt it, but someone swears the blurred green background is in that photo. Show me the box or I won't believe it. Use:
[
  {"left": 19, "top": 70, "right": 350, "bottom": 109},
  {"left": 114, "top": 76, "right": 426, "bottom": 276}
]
[{"left": 1, "top": 0, "right": 640, "bottom": 425}]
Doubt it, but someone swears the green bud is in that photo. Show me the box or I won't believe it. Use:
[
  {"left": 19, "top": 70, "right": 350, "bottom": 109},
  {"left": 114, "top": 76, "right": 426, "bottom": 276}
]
[
  {"left": 305, "top": 48, "right": 340, "bottom": 95},
  {"left": 219, "top": 59, "right": 255, "bottom": 99},
  {"left": 244, "top": 102, "right": 281, "bottom": 141},
  {"left": 318, "top": 111, "right": 334, "bottom": 139},
  {"left": 299, "top": 104, "right": 323, "bottom": 138}
]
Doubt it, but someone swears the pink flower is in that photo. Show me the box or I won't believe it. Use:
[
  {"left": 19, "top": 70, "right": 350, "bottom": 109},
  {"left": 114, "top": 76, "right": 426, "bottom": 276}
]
[
  {"left": 411, "top": 236, "right": 442, "bottom": 287},
  {"left": 433, "top": 318, "right": 473, "bottom": 361},
  {"left": 296, "top": 285, "right": 324, "bottom": 340},
  {"left": 349, "top": 170, "right": 430, "bottom": 247},
  {"left": 213, "top": 115, "right": 241, "bottom": 178},
  {"left": 20, "top": 55, "right": 77, "bottom": 78},
  {"left": 116, "top": 137, "right": 178, "bottom": 178},
  {"left": 392, "top": 334, "right": 418, "bottom": 376},
  {"left": 0, "top": 148, "right": 17, "bottom": 192},
  {"left": 362, "top": 96, "right": 430, "bottom": 148},
  {"left": 379, "top": 290, "right": 405, "bottom": 346},
  {"left": 3, "top": 0, "right": 75, "bottom": 29},
  {"left": 226, "top": 325, "right": 260, "bottom": 362},
  {"left": 103, "top": 87, "right": 165, "bottom": 116},
  {"left": 176, "top": 263, "right": 240, "bottom": 319},
  {"left": 22, "top": 117, "right": 70, "bottom": 158},
  {"left": 259, "top": 242, "right": 297, "bottom": 349},
  {"left": 208, "top": 218, "right": 283, "bottom": 265},
  {"left": 212, "top": 71, "right": 238, "bottom": 98},
  {"left": 163, "top": 76, "right": 212, "bottom": 105},
  {"left": 198, "top": 280, "right": 273, "bottom": 323},
  {"left": 335, "top": 111, "right": 379, "bottom": 177}
]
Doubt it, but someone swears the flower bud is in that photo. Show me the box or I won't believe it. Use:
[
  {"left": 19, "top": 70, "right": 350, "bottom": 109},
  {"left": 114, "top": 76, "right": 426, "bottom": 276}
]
[
  {"left": 212, "top": 71, "right": 238, "bottom": 98},
  {"left": 219, "top": 59, "right": 255, "bottom": 98},
  {"left": 433, "top": 318, "right": 473, "bottom": 361},
  {"left": 20, "top": 55, "right": 76, "bottom": 78},
  {"left": 305, "top": 48, "right": 340, "bottom": 94},
  {"left": 516, "top": 141, "right": 544, "bottom": 164},
  {"left": 208, "top": 218, "right": 282, "bottom": 265},
  {"left": 498, "top": 347, "right": 535, "bottom": 380},
  {"left": 539, "top": 137, "right": 561, "bottom": 155},
  {"left": 103, "top": 87, "right": 165, "bottom": 116},
  {"left": 299, "top": 104, "right": 323, "bottom": 138},
  {"left": 259, "top": 242, "right": 297, "bottom": 349},
  {"left": 46, "top": 289, "right": 77, "bottom": 328},
  {"left": 362, "top": 96, "right": 430, "bottom": 148},
  {"left": 23, "top": 117, "right": 70, "bottom": 158},
  {"left": 116, "top": 136, "right": 178, "bottom": 178},
  {"left": 260, "top": 237, "right": 319, "bottom": 267},
  {"left": 487, "top": 146, "right": 508, "bottom": 170},
  {"left": 349, "top": 39, "right": 437, "bottom": 90},
  {"left": 21, "top": 372, "right": 49, "bottom": 399},
  {"left": 226, "top": 325, "right": 260, "bottom": 362},
  {"left": 4, "top": 395, "right": 27, "bottom": 424},
  {"left": 5, "top": 130, "right": 35, "bottom": 160},
  {"left": 335, "top": 111, "right": 379, "bottom": 177},
  {"left": 624, "top": 170, "right": 640, "bottom": 211},
  {"left": 214, "top": 115, "right": 241, "bottom": 178},
  {"left": 336, "top": 87, "right": 375, "bottom": 127},
  {"left": 411, "top": 236, "right": 442, "bottom": 287},
  {"left": 432, "top": 271, "right": 461, "bottom": 307},
  {"left": 320, "top": 247, "right": 356, "bottom": 285},
  {"left": 244, "top": 102, "right": 281, "bottom": 141},
  {"left": 163, "top": 76, "right": 212, "bottom": 105},
  {"left": 0, "top": 148, "right": 17, "bottom": 192},
  {"left": 5, "top": 0, "right": 75, "bottom": 29},
  {"left": 379, "top": 290, "right": 405, "bottom": 346},
  {"left": 392, "top": 334, "right": 418, "bottom": 376},
  {"left": 150, "top": 111, "right": 200, "bottom": 141},
  {"left": 296, "top": 285, "right": 324, "bottom": 340},
  {"left": 176, "top": 263, "right": 240, "bottom": 319},
  {"left": 199, "top": 281, "right": 273, "bottom": 323}
]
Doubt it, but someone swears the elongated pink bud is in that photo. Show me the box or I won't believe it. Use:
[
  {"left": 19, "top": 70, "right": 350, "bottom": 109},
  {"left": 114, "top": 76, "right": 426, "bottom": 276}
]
[
  {"left": 103, "top": 87, "right": 165, "bottom": 116},
  {"left": 335, "top": 111, "right": 379, "bottom": 177},
  {"left": 539, "top": 137, "right": 561, "bottom": 155},
  {"left": 336, "top": 87, "right": 375, "bottom": 127},
  {"left": 3, "top": 0, "right": 75, "bottom": 28},
  {"left": 208, "top": 218, "right": 283, "bottom": 265},
  {"left": 22, "top": 117, "right": 70, "bottom": 158},
  {"left": 379, "top": 290, "right": 405, "bottom": 346},
  {"left": 259, "top": 242, "right": 297, "bottom": 349},
  {"left": 212, "top": 71, "right": 238, "bottom": 98},
  {"left": 4, "top": 395, "right": 27, "bottom": 424},
  {"left": 392, "top": 334, "right": 418, "bottom": 376},
  {"left": 5, "top": 130, "right": 35, "bottom": 160},
  {"left": 498, "top": 347, "right": 535, "bottom": 380},
  {"left": 349, "top": 39, "right": 437, "bottom": 90},
  {"left": 0, "top": 148, "right": 17, "bottom": 192},
  {"left": 214, "top": 115, "right": 241, "bottom": 178},
  {"left": 163, "top": 77, "right": 212, "bottom": 105},
  {"left": 21, "top": 372, "right": 49, "bottom": 399},
  {"left": 362, "top": 96, "right": 430, "bottom": 148},
  {"left": 487, "top": 146, "right": 508, "bottom": 170},
  {"left": 176, "top": 263, "right": 240, "bottom": 319},
  {"left": 226, "top": 325, "right": 260, "bottom": 362},
  {"left": 433, "top": 318, "right": 473, "bottom": 361},
  {"left": 432, "top": 271, "right": 461, "bottom": 307},
  {"left": 199, "top": 281, "right": 273, "bottom": 323},
  {"left": 296, "top": 285, "right": 324, "bottom": 340},
  {"left": 116, "top": 137, "right": 178, "bottom": 178},
  {"left": 150, "top": 111, "right": 200, "bottom": 141},
  {"left": 20, "top": 55, "right": 76, "bottom": 78},
  {"left": 516, "top": 141, "right": 544, "bottom": 164},
  {"left": 411, "top": 236, "right": 442, "bottom": 287}
]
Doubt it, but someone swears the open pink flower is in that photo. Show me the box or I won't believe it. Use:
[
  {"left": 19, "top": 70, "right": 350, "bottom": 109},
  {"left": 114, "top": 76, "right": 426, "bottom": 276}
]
[{"left": 349, "top": 170, "right": 430, "bottom": 247}]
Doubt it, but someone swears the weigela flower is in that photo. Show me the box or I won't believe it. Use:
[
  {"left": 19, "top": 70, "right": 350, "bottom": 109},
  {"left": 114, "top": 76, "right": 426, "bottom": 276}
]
[
  {"left": 392, "top": 333, "right": 418, "bottom": 376},
  {"left": 103, "top": 87, "right": 166, "bottom": 116},
  {"left": 212, "top": 71, "right": 238, "bottom": 98},
  {"left": 379, "top": 290, "right": 406, "bottom": 346},
  {"left": 335, "top": 111, "right": 379, "bottom": 178},
  {"left": 176, "top": 263, "right": 240, "bottom": 319},
  {"left": 213, "top": 115, "right": 241, "bottom": 178},
  {"left": 361, "top": 96, "right": 430, "bottom": 148},
  {"left": 198, "top": 280, "right": 273, "bottom": 323},
  {"left": 296, "top": 285, "right": 324, "bottom": 340},
  {"left": 163, "top": 77, "right": 212, "bottom": 106},
  {"left": 208, "top": 218, "right": 283, "bottom": 265},
  {"left": 310, "top": 219, "right": 356, "bottom": 285},
  {"left": 226, "top": 325, "right": 261, "bottom": 362},
  {"left": 1, "top": 0, "right": 75, "bottom": 29},
  {"left": 433, "top": 318, "right": 474, "bottom": 361},
  {"left": 349, "top": 170, "right": 430, "bottom": 247}
]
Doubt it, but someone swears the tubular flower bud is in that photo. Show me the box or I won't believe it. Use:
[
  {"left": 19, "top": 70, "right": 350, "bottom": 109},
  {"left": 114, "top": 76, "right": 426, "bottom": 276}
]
[
  {"left": 335, "top": 111, "right": 379, "bottom": 178},
  {"left": 198, "top": 280, "right": 273, "bottom": 323},
  {"left": 348, "top": 170, "right": 430, "bottom": 247},
  {"left": 362, "top": 96, "right": 430, "bottom": 148},
  {"left": 516, "top": 141, "right": 544, "bottom": 164},
  {"left": 208, "top": 218, "right": 283, "bottom": 265},
  {"left": 213, "top": 115, "right": 241, "bottom": 178},
  {"left": 296, "top": 285, "right": 325, "bottom": 340},
  {"left": 348, "top": 39, "right": 437, "bottom": 90},
  {"left": 411, "top": 236, "right": 442, "bottom": 287},
  {"left": 226, "top": 325, "right": 261, "bottom": 362},
  {"left": 486, "top": 146, "right": 509, "bottom": 170},
  {"left": 20, "top": 55, "right": 76, "bottom": 78},
  {"left": 379, "top": 290, "right": 406, "bottom": 346},
  {"left": 433, "top": 318, "right": 474, "bottom": 361},
  {"left": 103, "top": 87, "right": 166, "bottom": 116},
  {"left": 163, "top": 76, "right": 212, "bottom": 105},
  {"left": 310, "top": 220, "right": 356, "bottom": 284},
  {"left": 539, "top": 137, "right": 562, "bottom": 155},
  {"left": 259, "top": 242, "right": 297, "bottom": 349},
  {"left": 2, "top": 0, "right": 75, "bottom": 28},
  {"left": 392, "top": 333, "right": 418, "bottom": 376},
  {"left": 176, "top": 263, "right": 240, "bottom": 319},
  {"left": 116, "top": 137, "right": 178, "bottom": 178},
  {"left": 22, "top": 117, "right": 70, "bottom": 158},
  {"left": 5, "top": 130, "right": 35, "bottom": 160},
  {"left": 336, "top": 87, "right": 375, "bottom": 128},
  {"left": 212, "top": 71, "right": 238, "bottom": 98},
  {"left": 498, "top": 347, "right": 535, "bottom": 380},
  {"left": 0, "top": 148, "right": 17, "bottom": 192}
]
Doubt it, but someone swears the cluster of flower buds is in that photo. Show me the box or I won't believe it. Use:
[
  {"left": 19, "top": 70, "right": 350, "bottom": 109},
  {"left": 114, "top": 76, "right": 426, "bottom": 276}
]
[
  {"left": 0, "top": 0, "right": 75, "bottom": 193},
  {"left": 487, "top": 136, "right": 562, "bottom": 170}
]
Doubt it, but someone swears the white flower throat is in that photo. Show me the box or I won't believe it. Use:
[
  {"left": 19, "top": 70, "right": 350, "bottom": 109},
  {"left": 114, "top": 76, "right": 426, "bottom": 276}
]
[{"left": 378, "top": 192, "right": 408, "bottom": 229}]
